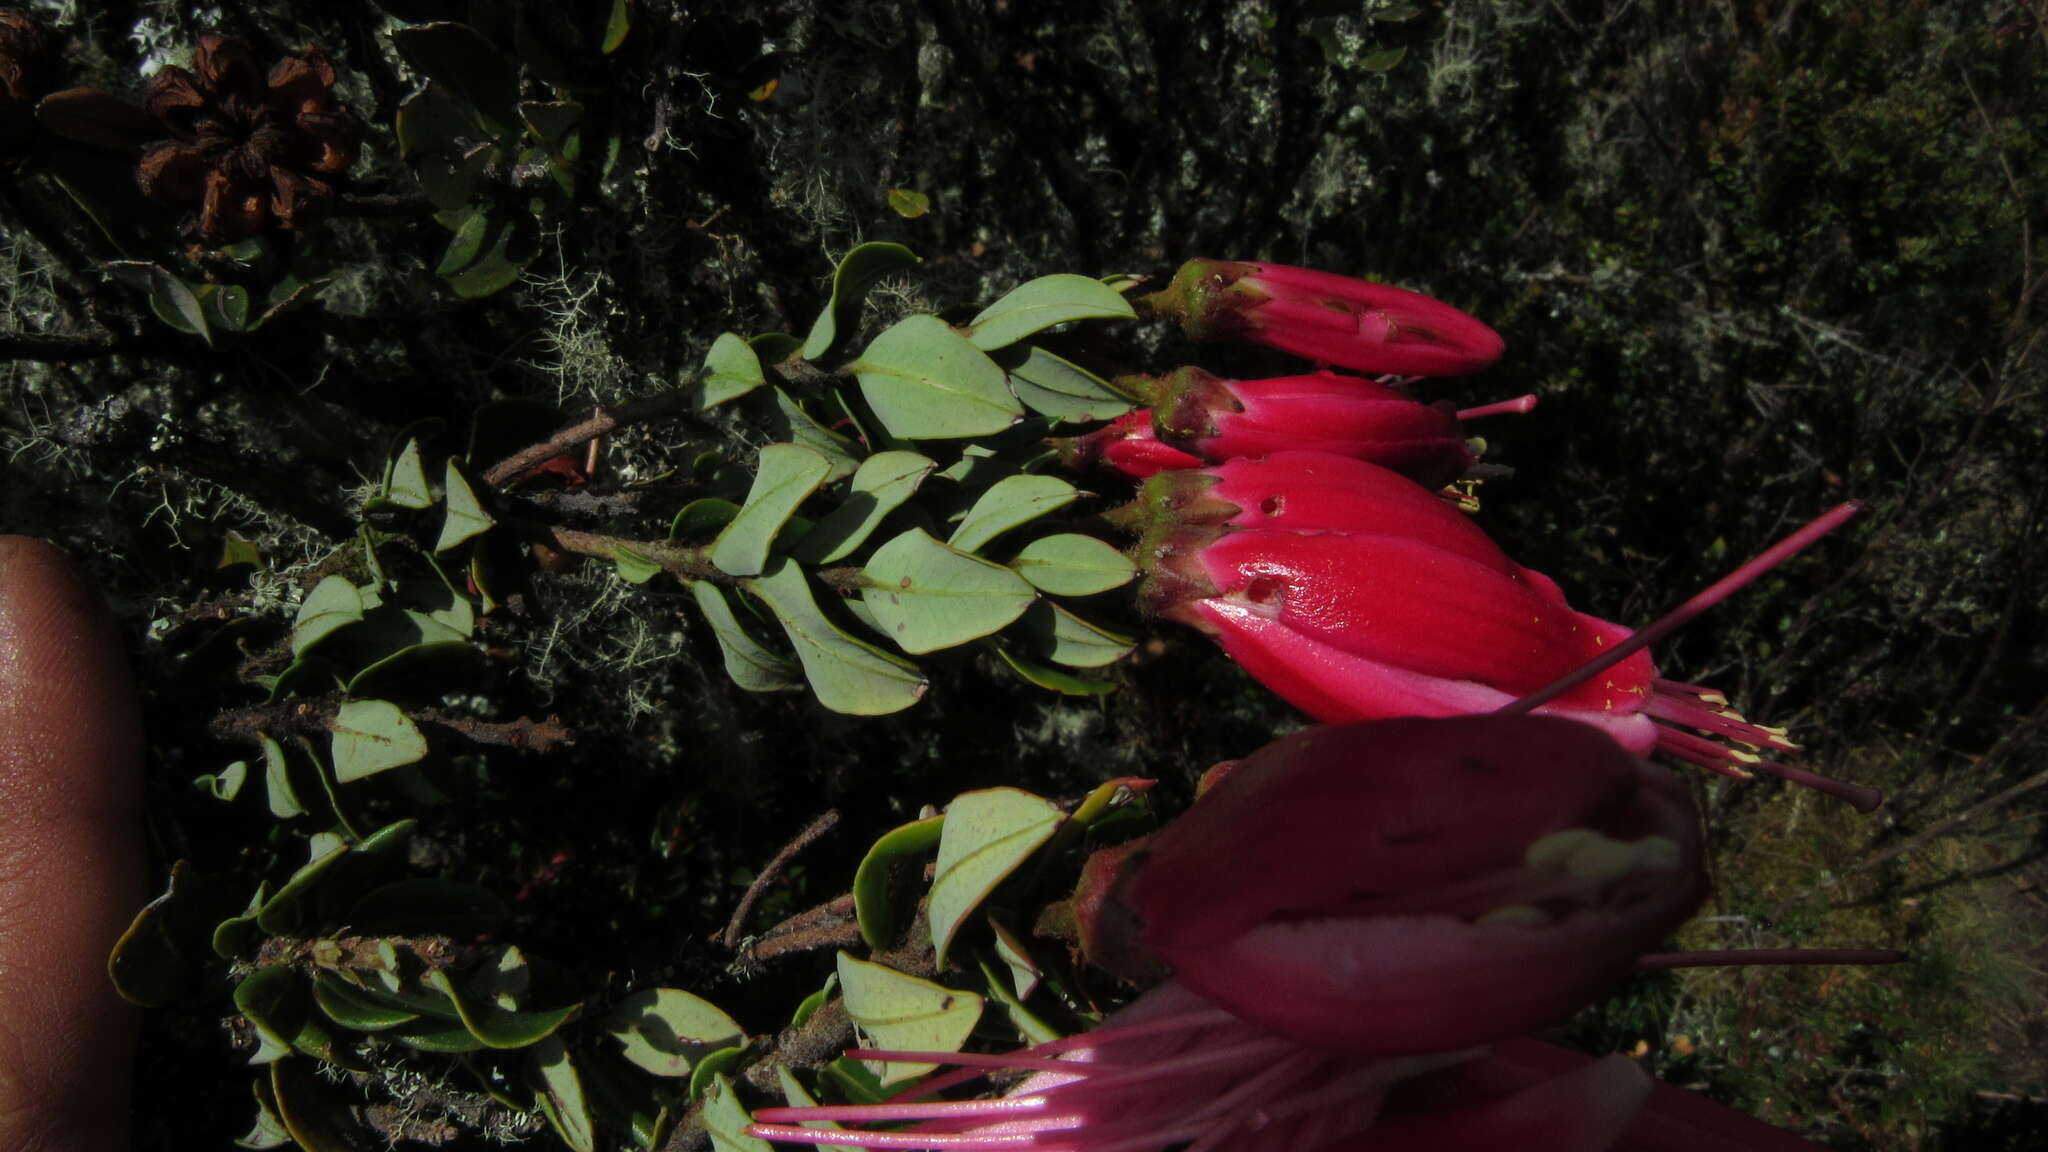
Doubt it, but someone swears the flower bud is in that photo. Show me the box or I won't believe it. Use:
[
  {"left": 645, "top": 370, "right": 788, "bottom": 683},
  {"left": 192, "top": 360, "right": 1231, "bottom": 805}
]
[
  {"left": 1125, "top": 366, "right": 1473, "bottom": 487},
  {"left": 1053, "top": 410, "right": 1205, "bottom": 479},
  {"left": 1137, "top": 258, "right": 1505, "bottom": 378}
]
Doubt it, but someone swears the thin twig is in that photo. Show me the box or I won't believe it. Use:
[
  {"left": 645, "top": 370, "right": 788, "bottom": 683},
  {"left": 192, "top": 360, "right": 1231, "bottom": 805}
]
[
  {"left": 480, "top": 391, "right": 696, "bottom": 488},
  {"left": 210, "top": 695, "right": 575, "bottom": 754},
  {"left": 723, "top": 809, "right": 842, "bottom": 947}
]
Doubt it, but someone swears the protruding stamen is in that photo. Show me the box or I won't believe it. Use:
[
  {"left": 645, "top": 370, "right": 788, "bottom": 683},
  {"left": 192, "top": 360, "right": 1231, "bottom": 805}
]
[
  {"left": 1646, "top": 692, "right": 1799, "bottom": 750},
  {"left": 1499, "top": 501, "right": 1864, "bottom": 717},
  {"left": 1456, "top": 394, "right": 1539, "bottom": 420},
  {"left": 1637, "top": 948, "right": 1906, "bottom": 969},
  {"left": 745, "top": 1124, "right": 1044, "bottom": 1149},
  {"left": 1739, "top": 755, "right": 1883, "bottom": 814}
]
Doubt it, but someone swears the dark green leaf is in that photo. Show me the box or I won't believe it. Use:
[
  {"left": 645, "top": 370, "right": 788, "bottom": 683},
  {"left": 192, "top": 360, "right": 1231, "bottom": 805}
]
[
  {"left": 435, "top": 459, "right": 495, "bottom": 551},
  {"left": 1360, "top": 45, "right": 1409, "bottom": 72},
  {"left": 886, "top": 188, "right": 931, "bottom": 218},
  {"left": 789, "top": 451, "right": 936, "bottom": 564},
  {"left": 690, "top": 581, "right": 801, "bottom": 693},
  {"left": 852, "top": 815, "right": 944, "bottom": 950}
]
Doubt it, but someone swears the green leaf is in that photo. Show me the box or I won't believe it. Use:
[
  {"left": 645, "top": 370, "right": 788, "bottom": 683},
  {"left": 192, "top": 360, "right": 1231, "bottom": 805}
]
[
  {"left": 440, "top": 212, "right": 536, "bottom": 298},
  {"left": 1009, "top": 534, "right": 1137, "bottom": 596},
  {"left": 427, "top": 964, "right": 578, "bottom": 1049},
  {"left": 613, "top": 547, "right": 662, "bottom": 585},
  {"left": 437, "top": 208, "right": 492, "bottom": 274},
  {"left": 698, "top": 332, "right": 767, "bottom": 409},
  {"left": 604, "top": 989, "right": 746, "bottom": 1078},
  {"left": 689, "top": 581, "right": 801, "bottom": 693},
  {"left": 835, "top": 953, "right": 983, "bottom": 1084},
  {"left": 790, "top": 451, "right": 936, "bottom": 564},
  {"left": 1003, "top": 346, "right": 1135, "bottom": 422},
  {"left": 689, "top": 1046, "right": 747, "bottom": 1103},
  {"left": 395, "top": 80, "right": 475, "bottom": 161},
  {"left": 703, "top": 1073, "right": 772, "bottom": 1152},
  {"left": 995, "top": 648, "right": 1118, "bottom": 695},
  {"left": 235, "top": 1078, "right": 293, "bottom": 1150},
  {"left": 602, "top": 0, "right": 633, "bottom": 52},
  {"left": 206, "top": 284, "right": 252, "bottom": 332},
  {"left": 988, "top": 918, "right": 1043, "bottom": 1002},
  {"left": 712, "top": 444, "right": 834, "bottom": 577},
  {"left": 860, "top": 529, "right": 1037, "bottom": 655},
  {"left": 313, "top": 972, "right": 420, "bottom": 1031},
  {"left": 146, "top": 266, "right": 213, "bottom": 344},
  {"left": 1360, "top": 45, "right": 1409, "bottom": 72},
  {"left": 435, "top": 459, "right": 495, "bottom": 551},
  {"left": 800, "top": 242, "right": 922, "bottom": 362},
  {"left": 532, "top": 1037, "right": 599, "bottom": 1152},
  {"left": 928, "top": 789, "right": 1065, "bottom": 969},
  {"left": 744, "top": 560, "right": 928, "bottom": 715},
  {"left": 850, "top": 315, "right": 1021, "bottom": 439},
  {"left": 772, "top": 389, "right": 863, "bottom": 483},
  {"left": 385, "top": 439, "right": 435, "bottom": 509},
  {"left": 1373, "top": 3, "right": 1422, "bottom": 21},
  {"left": 329, "top": 700, "right": 429, "bottom": 783},
  {"left": 291, "top": 576, "right": 365, "bottom": 658},
  {"left": 671, "top": 498, "right": 743, "bottom": 541},
  {"left": 948, "top": 475, "right": 1079, "bottom": 553},
  {"left": 852, "top": 815, "right": 944, "bottom": 950},
  {"left": 965, "top": 274, "right": 1136, "bottom": 352},
  {"left": 234, "top": 966, "right": 315, "bottom": 1065},
  {"left": 774, "top": 1067, "right": 859, "bottom": 1152},
  {"left": 886, "top": 188, "right": 931, "bottom": 218},
  {"left": 392, "top": 23, "right": 521, "bottom": 134},
  {"left": 271, "top": 1057, "right": 378, "bottom": 1151},
  {"left": 1015, "top": 602, "right": 1135, "bottom": 668},
  {"left": 261, "top": 734, "right": 309, "bottom": 819},
  {"left": 790, "top": 974, "right": 837, "bottom": 1030},
  {"left": 197, "top": 758, "right": 249, "bottom": 801}
]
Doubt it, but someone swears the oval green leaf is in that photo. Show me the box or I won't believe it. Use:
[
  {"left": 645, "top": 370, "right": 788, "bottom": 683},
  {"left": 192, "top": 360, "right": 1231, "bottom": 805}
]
[
  {"left": 886, "top": 188, "right": 930, "bottom": 218},
  {"left": 948, "top": 475, "right": 1079, "bottom": 553},
  {"left": 330, "top": 700, "right": 428, "bottom": 783},
  {"left": 313, "top": 972, "right": 420, "bottom": 1031},
  {"left": 291, "top": 576, "right": 365, "bottom": 657},
  {"left": 928, "top": 789, "right": 1065, "bottom": 969},
  {"left": 995, "top": 648, "right": 1119, "bottom": 695},
  {"left": 965, "top": 274, "right": 1137, "bottom": 352},
  {"left": 384, "top": 439, "right": 434, "bottom": 509},
  {"left": 861, "top": 529, "right": 1037, "bottom": 654},
  {"left": 835, "top": 953, "right": 983, "bottom": 1084},
  {"left": 712, "top": 443, "right": 833, "bottom": 577},
  {"left": 698, "top": 332, "right": 766, "bottom": 409},
  {"left": 690, "top": 580, "right": 801, "bottom": 693},
  {"left": 427, "top": 965, "right": 578, "bottom": 1050},
  {"left": 744, "top": 560, "right": 928, "bottom": 715},
  {"left": 789, "top": 451, "right": 936, "bottom": 564},
  {"left": 1009, "top": 533, "right": 1137, "bottom": 596},
  {"left": 1015, "top": 601, "right": 1135, "bottom": 668},
  {"left": 800, "top": 242, "right": 922, "bottom": 362},
  {"left": 850, "top": 315, "right": 1021, "bottom": 440},
  {"left": 604, "top": 989, "right": 746, "bottom": 1078},
  {"left": 772, "top": 389, "right": 863, "bottom": 483}
]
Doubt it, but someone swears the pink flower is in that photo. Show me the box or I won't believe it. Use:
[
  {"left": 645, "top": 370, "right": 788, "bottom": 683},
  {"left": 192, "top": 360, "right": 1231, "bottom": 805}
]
[
  {"left": 1083, "top": 715, "right": 1707, "bottom": 1055},
  {"left": 1136, "top": 259, "right": 1505, "bottom": 378},
  {"left": 1122, "top": 367, "right": 1474, "bottom": 488},
  {"left": 1133, "top": 451, "right": 1878, "bottom": 810},
  {"left": 748, "top": 980, "right": 1669, "bottom": 1152}
]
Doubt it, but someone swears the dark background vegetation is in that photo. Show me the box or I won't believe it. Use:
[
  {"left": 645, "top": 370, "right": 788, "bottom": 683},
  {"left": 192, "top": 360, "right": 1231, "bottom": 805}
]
[{"left": 2, "top": 0, "right": 2044, "bottom": 1148}]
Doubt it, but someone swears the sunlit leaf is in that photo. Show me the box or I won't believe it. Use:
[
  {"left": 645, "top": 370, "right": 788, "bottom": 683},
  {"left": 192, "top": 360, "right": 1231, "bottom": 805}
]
[
  {"left": 744, "top": 560, "right": 927, "bottom": 715},
  {"left": 852, "top": 814, "right": 944, "bottom": 950},
  {"left": 699, "top": 332, "right": 767, "bottom": 409},
  {"left": 861, "top": 530, "right": 1037, "bottom": 654},
  {"left": 800, "top": 242, "right": 922, "bottom": 362},
  {"left": 928, "top": 789, "right": 1064, "bottom": 968},
  {"left": 711, "top": 444, "right": 833, "bottom": 577},
  {"left": 291, "top": 576, "right": 365, "bottom": 657},
  {"left": 790, "top": 451, "right": 936, "bottom": 564},
  {"left": 435, "top": 459, "right": 495, "bottom": 551},
  {"left": 1002, "top": 346, "right": 1135, "bottom": 422},
  {"left": 835, "top": 953, "right": 983, "bottom": 1084},
  {"left": 604, "top": 989, "right": 746, "bottom": 1078},
  {"left": 532, "top": 1037, "right": 598, "bottom": 1152},
  {"left": 948, "top": 475, "right": 1078, "bottom": 553},
  {"left": 329, "top": 700, "right": 428, "bottom": 783},
  {"left": 850, "top": 315, "right": 1020, "bottom": 439},
  {"left": 965, "top": 274, "right": 1136, "bottom": 352},
  {"left": 690, "top": 581, "right": 801, "bottom": 693}
]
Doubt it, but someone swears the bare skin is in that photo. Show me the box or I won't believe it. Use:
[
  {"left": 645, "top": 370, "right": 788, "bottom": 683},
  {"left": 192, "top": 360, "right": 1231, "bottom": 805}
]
[{"left": 0, "top": 536, "right": 139, "bottom": 1152}]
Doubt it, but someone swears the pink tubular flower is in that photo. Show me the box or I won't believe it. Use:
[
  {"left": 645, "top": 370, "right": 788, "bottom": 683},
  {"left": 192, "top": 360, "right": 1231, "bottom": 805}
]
[
  {"left": 1087, "top": 715, "right": 1707, "bottom": 1055},
  {"left": 1133, "top": 451, "right": 1879, "bottom": 810},
  {"left": 1122, "top": 366, "right": 1474, "bottom": 487},
  {"left": 1136, "top": 259, "right": 1505, "bottom": 378}
]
